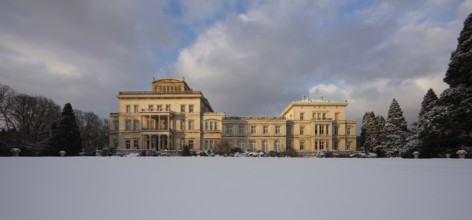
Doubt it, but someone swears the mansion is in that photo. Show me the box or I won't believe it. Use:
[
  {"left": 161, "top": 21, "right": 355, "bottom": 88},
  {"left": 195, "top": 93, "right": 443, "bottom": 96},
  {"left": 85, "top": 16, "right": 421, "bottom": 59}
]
[{"left": 109, "top": 78, "right": 357, "bottom": 156}]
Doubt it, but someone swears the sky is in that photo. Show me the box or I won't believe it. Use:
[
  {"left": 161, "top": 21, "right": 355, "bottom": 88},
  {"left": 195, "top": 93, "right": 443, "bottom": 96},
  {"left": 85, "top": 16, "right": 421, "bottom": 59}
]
[{"left": 1, "top": 0, "right": 471, "bottom": 133}]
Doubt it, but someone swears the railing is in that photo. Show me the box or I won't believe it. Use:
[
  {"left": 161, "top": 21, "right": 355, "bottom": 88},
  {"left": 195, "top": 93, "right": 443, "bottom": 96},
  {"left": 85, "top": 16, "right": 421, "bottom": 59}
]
[
  {"left": 224, "top": 116, "right": 286, "bottom": 120},
  {"left": 119, "top": 91, "right": 202, "bottom": 95},
  {"left": 140, "top": 109, "right": 173, "bottom": 113}
]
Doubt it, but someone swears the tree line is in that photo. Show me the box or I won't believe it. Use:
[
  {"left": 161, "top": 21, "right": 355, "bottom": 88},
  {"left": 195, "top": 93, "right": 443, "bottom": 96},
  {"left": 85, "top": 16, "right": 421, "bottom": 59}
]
[
  {"left": 0, "top": 84, "right": 109, "bottom": 156},
  {"left": 360, "top": 14, "right": 472, "bottom": 158}
]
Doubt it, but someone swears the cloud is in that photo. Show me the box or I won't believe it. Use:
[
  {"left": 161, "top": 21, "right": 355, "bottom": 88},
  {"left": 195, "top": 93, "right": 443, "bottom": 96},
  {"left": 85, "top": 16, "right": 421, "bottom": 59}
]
[
  {"left": 174, "top": 0, "right": 466, "bottom": 130},
  {"left": 0, "top": 0, "right": 469, "bottom": 136},
  {"left": 0, "top": 0, "right": 176, "bottom": 116}
]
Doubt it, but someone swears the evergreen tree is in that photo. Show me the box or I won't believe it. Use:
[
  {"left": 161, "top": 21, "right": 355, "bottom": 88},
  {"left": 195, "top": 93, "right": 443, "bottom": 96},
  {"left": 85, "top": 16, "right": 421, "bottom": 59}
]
[
  {"left": 360, "top": 112, "right": 377, "bottom": 153},
  {"left": 373, "top": 115, "right": 386, "bottom": 157},
  {"left": 52, "top": 103, "right": 82, "bottom": 156},
  {"left": 403, "top": 122, "right": 420, "bottom": 158},
  {"left": 381, "top": 99, "right": 408, "bottom": 157},
  {"left": 444, "top": 13, "right": 472, "bottom": 87},
  {"left": 439, "top": 13, "right": 472, "bottom": 150},
  {"left": 417, "top": 89, "right": 440, "bottom": 157},
  {"left": 182, "top": 145, "right": 191, "bottom": 156}
]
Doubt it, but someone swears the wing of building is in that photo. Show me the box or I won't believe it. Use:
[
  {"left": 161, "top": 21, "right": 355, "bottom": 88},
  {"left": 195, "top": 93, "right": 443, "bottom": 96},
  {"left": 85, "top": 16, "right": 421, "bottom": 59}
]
[{"left": 109, "top": 78, "right": 357, "bottom": 156}]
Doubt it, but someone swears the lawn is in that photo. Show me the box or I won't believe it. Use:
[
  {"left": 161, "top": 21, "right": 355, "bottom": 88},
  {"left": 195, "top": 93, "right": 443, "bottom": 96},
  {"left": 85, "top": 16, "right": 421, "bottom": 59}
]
[{"left": 1, "top": 157, "right": 471, "bottom": 220}]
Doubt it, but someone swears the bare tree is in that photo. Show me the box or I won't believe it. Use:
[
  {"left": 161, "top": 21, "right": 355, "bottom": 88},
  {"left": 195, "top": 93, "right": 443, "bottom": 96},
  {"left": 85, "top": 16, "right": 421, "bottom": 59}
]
[
  {"left": 75, "top": 110, "right": 109, "bottom": 155},
  {"left": 0, "top": 83, "right": 16, "bottom": 130},
  {"left": 9, "top": 94, "right": 60, "bottom": 146}
]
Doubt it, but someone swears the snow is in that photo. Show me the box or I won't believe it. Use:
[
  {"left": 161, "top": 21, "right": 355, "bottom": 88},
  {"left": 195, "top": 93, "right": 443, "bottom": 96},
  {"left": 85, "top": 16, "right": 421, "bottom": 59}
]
[{"left": 1, "top": 157, "right": 471, "bottom": 220}]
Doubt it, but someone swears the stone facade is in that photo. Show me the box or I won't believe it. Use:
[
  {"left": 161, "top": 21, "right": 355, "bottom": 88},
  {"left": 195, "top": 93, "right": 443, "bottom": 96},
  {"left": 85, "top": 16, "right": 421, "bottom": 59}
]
[{"left": 109, "top": 78, "right": 357, "bottom": 156}]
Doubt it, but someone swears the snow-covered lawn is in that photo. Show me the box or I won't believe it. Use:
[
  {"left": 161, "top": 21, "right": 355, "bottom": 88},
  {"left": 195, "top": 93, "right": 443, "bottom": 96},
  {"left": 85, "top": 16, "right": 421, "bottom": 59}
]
[{"left": 1, "top": 157, "right": 471, "bottom": 220}]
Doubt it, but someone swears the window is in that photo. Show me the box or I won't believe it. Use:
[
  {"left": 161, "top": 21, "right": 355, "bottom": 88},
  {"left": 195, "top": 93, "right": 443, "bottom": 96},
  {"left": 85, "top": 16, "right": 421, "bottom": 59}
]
[
  {"left": 286, "top": 141, "right": 292, "bottom": 150},
  {"left": 238, "top": 140, "right": 245, "bottom": 150},
  {"left": 320, "top": 141, "right": 324, "bottom": 150},
  {"left": 250, "top": 126, "right": 255, "bottom": 134},
  {"left": 112, "top": 139, "right": 118, "bottom": 147},
  {"left": 334, "top": 127, "right": 338, "bottom": 135},
  {"left": 148, "top": 105, "right": 154, "bottom": 111},
  {"left": 189, "top": 104, "right": 194, "bottom": 112},
  {"left": 214, "top": 122, "right": 218, "bottom": 130},
  {"left": 188, "top": 140, "right": 194, "bottom": 149},
  {"left": 347, "top": 128, "right": 351, "bottom": 136},
  {"left": 181, "top": 120, "right": 185, "bottom": 130},
  {"left": 205, "top": 121, "right": 209, "bottom": 130},
  {"left": 333, "top": 140, "right": 338, "bottom": 150},
  {"left": 274, "top": 140, "right": 281, "bottom": 152},
  {"left": 125, "top": 119, "right": 131, "bottom": 130},
  {"left": 134, "top": 105, "right": 139, "bottom": 113},
  {"left": 133, "top": 120, "right": 139, "bottom": 130},
  {"left": 157, "top": 105, "right": 163, "bottom": 111},
  {"left": 300, "top": 112, "right": 304, "bottom": 120},
  {"left": 205, "top": 140, "right": 217, "bottom": 151},
  {"left": 320, "top": 125, "right": 324, "bottom": 135},
  {"left": 287, "top": 126, "right": 292, "bottom": 135},
  {"left": 113, "top": 120, "right": 119, "bottom": 131},
  {"left": 166, "top": 105, "right": 171, "bottom": 111},
  {"left": 315, "top": 125, "right": 318, "bottom": 135},
  {"left": 188, "top": 120, "right": 194, "bottom": 130},
  {"left": 263, "top": 140, "right": 269, "bottom": 152},
  {"left": 239, "top": 125, "right": 245, "bottom": 134},
  {"left": 346, "top": 141, "right": 351, "bottom": 150},
  {"left": 134, "top": 140, "right": 139, "bottom": 149},
  {"left": 263, "top": 126, "right": 268, "bottom": 134},
  {"left": 300, "top": 141, "right": 305, "bottom": 151},
  {"left": 300, "top": 126, "right": 304, "bottom": 135},
  {"left": 250, "top": 140, "right": 256, "bottom": 151},
  {"left": 322, "top": 113, "right": 326, "bottom": 119},
  {"left": 180, "top": 104, "right": 185, "bottom": 112},
  {"left": 275, "top": 126, "right": 280, "bottom": 134},
  {"left": 225, "top": 125, "right": 233, "bottom": 134},
  {"left": 211, "top": 140, "right": 217, "bottom": 150},
  {"left": 126, "top": 105, "right": 131, "bottom": 113},
  {"left": 126, "top": 140, "right": 131, "bottom": 149}
]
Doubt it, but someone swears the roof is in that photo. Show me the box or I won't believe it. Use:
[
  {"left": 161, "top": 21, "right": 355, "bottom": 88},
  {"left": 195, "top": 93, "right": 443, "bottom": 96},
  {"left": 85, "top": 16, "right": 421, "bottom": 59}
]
[{"left": 280, "top": 96, "right": 348, "bottom": 116}]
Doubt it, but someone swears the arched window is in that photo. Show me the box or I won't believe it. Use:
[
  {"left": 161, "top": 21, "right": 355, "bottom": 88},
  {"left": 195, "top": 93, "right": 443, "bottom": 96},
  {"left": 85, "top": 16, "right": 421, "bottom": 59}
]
[
  {"left": 263, "top": 140, "right": 269, "bottom": 152},
  {"left": 250, "top": 140, "right": 256, "bottom": 151},
  {"left": 238, "top": 140, "right": 245, "bottom": 151},
  {"left": 274, "top": 140, "right": 281, "bottom": 152}
]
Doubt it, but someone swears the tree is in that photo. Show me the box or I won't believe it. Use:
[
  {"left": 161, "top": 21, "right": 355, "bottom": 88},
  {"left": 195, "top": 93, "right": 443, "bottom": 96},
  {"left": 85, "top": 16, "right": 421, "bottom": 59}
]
[
  {"left": 438, "top": 13, "right": 472, "bottom": 150},
  {"left": 0, "top": 83, "right": 16, "bottom": 130},
  {"left": 50, "top": 103, "right": 82, "bottom": 156},
  {"left": 443, "top": 13, "right": 472, "bottom": 88},
  {"left": 380, "top": 99, "right": 408, "bottom": 157},
  {"left": 360, "top": 112, "right": 377, "bottom": 153},
  {"left": 403, "top": 122, "right": 420, "bottom": 158},
  {"left": 417, "top": 89, "right": 440, "bottom": 157},
  {"left": 182, "top": 145, "right": 191, "bottom": 156},
  {"left": 373, "top": 115, "right": 386, "bottom": 157},
  {"left": 75, "top": 110, "right": 109, "bottom": 156},
  {"left": 8, "top": 94, "right": 60, "bottom": 152}
]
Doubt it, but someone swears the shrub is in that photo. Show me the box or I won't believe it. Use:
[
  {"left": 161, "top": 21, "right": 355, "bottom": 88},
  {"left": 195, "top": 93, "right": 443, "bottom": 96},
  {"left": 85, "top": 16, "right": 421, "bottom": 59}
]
[{"left": 182, "top": 145, "right": 192, "bottom": 156}]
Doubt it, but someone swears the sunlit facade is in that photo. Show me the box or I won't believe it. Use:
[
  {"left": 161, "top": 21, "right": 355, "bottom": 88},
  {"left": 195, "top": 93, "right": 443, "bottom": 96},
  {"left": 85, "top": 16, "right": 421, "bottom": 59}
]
[{"left": 109, "top": 78, "right": 357, "bottom": 156}]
